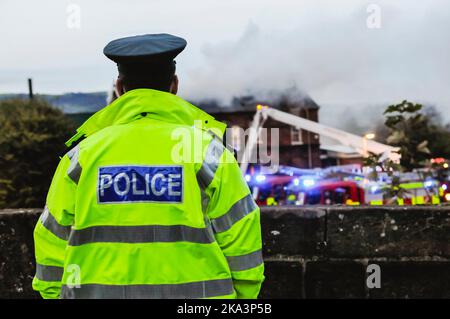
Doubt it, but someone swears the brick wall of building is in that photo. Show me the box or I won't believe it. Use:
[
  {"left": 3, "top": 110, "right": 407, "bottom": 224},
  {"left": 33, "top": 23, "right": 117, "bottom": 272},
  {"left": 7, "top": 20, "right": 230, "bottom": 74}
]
[{"left": 210, "top": 105, "right": 321, "bottom": 169}]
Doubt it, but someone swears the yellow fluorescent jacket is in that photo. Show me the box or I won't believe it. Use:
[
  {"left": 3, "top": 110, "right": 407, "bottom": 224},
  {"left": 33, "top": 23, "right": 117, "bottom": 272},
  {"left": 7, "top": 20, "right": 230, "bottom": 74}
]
[{"left": 32, "top": 89, "right": 265, "bottom": 299}]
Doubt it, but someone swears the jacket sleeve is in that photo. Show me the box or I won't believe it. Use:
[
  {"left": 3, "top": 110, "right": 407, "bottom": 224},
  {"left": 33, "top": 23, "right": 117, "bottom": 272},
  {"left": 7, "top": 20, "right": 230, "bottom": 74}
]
[
  {"left": 32, "top": 149, "right": 77, "bottom": 299},
  {"left": 200, "top": 137, "right": 265, "bottom": 299}
]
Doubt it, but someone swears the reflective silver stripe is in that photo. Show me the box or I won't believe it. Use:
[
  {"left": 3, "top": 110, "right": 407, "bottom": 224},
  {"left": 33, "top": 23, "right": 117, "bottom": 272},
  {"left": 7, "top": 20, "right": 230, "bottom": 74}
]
[
  {"left": 40, "top": 206, "right": 71, "bottom": 241},
  {"left": 196, "top": 138, "right": 224, "bottom": 190},
  {"left": 211, "top": 194, "right": 257, "bottom": 233},
  {"left": 60, "top": 278, "right": 234, "bottom": 299},
  {"left": 68, "top": 224, "right": 216, "bottom": 246},
  {"left": 66, "top": 144, "right": 81, "bottom": 184},
  {"left": 200, "top": 189, "right": 209, "bottom": 213},
  {"left": 35, "top": 263, "right": 64, "bottom": 282},
  {"left": 226, "top": 249, "right": 263, "bottom": 272}
]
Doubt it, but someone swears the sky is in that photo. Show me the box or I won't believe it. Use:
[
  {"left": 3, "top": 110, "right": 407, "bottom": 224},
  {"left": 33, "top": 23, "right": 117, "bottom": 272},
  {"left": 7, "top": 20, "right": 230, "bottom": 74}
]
[{"left": 1, "top": 0, "right": 450, "bottom": 128}]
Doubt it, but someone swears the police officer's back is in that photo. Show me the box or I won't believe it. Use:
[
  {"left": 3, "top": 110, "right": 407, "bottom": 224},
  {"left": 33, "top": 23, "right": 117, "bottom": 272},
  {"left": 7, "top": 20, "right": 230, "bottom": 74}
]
[{"left": 32, "top": 34, "right": 264, "bottom": 299}]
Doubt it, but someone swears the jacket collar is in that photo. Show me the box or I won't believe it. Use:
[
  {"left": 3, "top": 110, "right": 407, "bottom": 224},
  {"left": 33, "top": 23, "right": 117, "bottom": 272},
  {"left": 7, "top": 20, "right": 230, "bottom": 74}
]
[{"left": 66, "top": 89, "right": 226, "bottom": 147}]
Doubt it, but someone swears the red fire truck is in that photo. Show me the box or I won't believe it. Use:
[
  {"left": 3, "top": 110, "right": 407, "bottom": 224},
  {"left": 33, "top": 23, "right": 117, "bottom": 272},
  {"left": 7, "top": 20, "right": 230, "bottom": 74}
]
[{"left": 296, "top": 181, "right": 364, "bottom": 205}]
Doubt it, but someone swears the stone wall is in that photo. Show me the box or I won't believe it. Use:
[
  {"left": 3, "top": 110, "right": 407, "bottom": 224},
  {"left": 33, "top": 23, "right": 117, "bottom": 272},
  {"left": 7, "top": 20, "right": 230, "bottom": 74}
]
[
  {"left": 260, "top": 206, "right": 450, "bottom": 298},
  {"left": 1, "top": 206, "right": 450, "bottom": 299}
]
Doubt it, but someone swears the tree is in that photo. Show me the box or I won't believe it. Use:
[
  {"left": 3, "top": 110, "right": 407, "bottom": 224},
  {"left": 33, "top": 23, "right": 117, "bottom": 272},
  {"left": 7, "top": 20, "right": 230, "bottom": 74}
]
[
  {"left": 375, "top": 101, "right": 450, "bottom": 169},
  {"left": 384, "top": 100, "right": 432, "bottom": 170},
  {"left": 364, "top": 151, "right": 408, "bottom": 204},
  {"left": 0, "top": 98, "right": 75, "bottom": 208},
  {"left": 423, "top": 105, "right": 450, "bottom": 161},
  {"left": 365, "top": 100, "right": 450, "bottom": 204}
]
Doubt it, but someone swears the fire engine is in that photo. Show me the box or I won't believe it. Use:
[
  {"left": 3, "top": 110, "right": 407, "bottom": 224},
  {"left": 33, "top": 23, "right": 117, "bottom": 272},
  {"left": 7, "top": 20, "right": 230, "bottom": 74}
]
[
  {"left": 248, "top": 171, "right": 442, "bottom": 206},
  {"left": 241, "top": 105, "right": 447, "bottom": 206}
]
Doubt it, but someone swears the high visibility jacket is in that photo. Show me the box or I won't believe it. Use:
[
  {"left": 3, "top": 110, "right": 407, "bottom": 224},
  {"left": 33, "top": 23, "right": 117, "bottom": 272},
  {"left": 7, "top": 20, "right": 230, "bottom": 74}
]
[{"left": 32, "top": 89, "right": 265, "bottom": 299}]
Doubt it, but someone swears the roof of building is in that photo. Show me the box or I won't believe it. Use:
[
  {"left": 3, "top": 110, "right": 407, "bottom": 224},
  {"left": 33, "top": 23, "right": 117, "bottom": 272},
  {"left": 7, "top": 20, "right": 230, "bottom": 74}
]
[
  {"left": 321, "top": 144, "right": 359, "bottom": 154},
  {"left": 320, "top": 144, "right": 362, "bottom": 159},
  {"left": 192, "top": 94, "right": 320, "bottom": 115}
]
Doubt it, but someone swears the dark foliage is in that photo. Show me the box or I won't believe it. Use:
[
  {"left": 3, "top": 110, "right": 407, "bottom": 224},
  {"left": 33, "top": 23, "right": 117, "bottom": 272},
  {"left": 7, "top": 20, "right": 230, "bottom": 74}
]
[
  {"left": 384, "top": 100, "right": 450, "bottom": 170},
  {"left": 0, "top": 98, "right": 75, "bottom": 208}
]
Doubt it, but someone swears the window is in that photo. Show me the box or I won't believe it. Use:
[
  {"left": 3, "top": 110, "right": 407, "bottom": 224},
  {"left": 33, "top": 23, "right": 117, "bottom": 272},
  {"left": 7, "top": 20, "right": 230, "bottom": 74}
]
[
  {"left": 334, "top": 188, "right": 347, "bottom": 204},
  {"left": 306, "top": 190, "right": 321, "bottom": 205},
  {"left": 323, "top": 190, "right": 333, "bottom": 205},
  {"left": 291, "top": 127, "right": 303, "bottom": 145},
  {"left": 231, "top": 126, "right": 242, "bottom": 151}
]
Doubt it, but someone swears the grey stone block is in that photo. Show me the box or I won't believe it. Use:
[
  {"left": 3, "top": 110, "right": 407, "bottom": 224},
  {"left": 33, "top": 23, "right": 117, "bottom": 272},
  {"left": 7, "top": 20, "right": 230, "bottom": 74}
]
[
  {"left": 305, "top": 260, "right": 367, "bottom": 299},
  {"left": 327, "top": 206, "right": 450, "bottom": 258},
  {"left": 368, "top": 260, "right": 450, "bottom": 299},
  {"left": 0, "top": 209, "right": 41, "bottom": 298},
  {"left": 261, "top": 206, "right": 326, "bottom": 257},
  {"left": 260, "top": 259, "right": 304, "bottom": 299}
]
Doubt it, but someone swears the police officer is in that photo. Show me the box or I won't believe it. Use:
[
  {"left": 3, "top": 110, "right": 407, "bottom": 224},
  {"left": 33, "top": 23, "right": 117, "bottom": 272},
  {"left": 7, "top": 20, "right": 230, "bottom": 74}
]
[{"left": 32, "top": 34, "right": 264, "bottom": 299}]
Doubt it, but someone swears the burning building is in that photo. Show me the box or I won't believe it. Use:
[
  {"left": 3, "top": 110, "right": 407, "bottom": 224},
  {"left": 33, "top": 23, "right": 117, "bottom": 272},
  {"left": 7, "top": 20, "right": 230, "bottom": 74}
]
[{"left": 196, "top": 94, "right": 322, "bottom": 169}]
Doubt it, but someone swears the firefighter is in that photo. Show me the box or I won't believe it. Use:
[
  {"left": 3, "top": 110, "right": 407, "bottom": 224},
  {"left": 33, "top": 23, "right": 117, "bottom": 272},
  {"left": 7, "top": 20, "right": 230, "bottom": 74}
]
[
  {"left": 32, "top": 34, "right": 264, "bottom": 299},
  {"left": 266, "top": 195, "right": 278, "bottom": 206},
  {"left": 287, "top": 192, "right": 297, "bottom": 205}
]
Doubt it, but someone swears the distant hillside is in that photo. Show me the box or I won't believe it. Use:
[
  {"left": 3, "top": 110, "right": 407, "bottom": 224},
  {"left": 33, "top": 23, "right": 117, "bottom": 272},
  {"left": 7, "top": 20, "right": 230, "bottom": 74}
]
[{"left": 0, "top": 92, "right": 108, "bottom": 114}]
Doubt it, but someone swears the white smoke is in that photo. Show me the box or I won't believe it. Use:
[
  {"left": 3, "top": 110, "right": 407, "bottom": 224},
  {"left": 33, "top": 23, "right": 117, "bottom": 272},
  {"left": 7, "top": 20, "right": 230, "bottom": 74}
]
[
  {"left": 1, "top": 0, "right": 450, "bottom": 128},
  {"left": 180, "top": 0, "right": 450, "bottom": 126}
]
